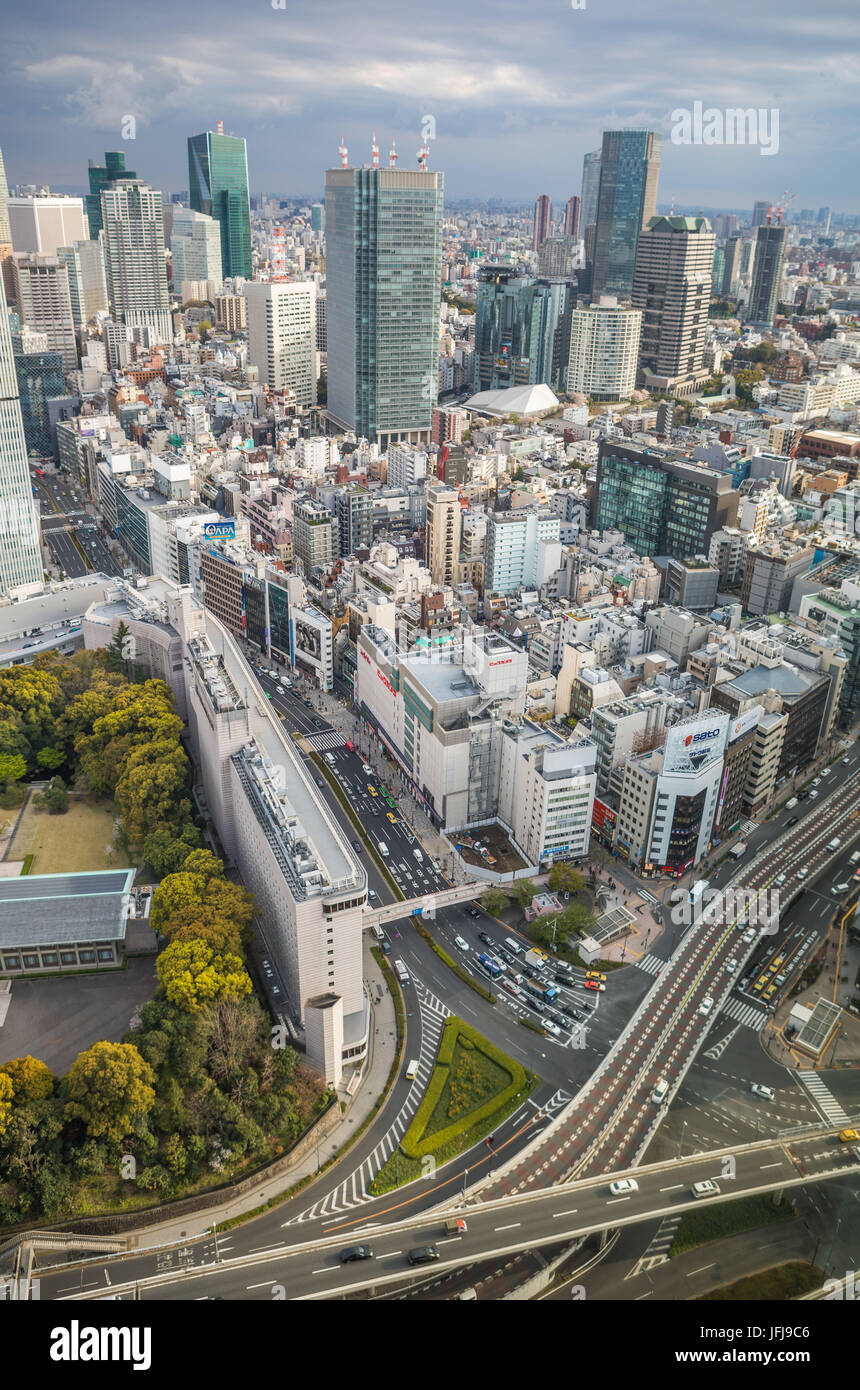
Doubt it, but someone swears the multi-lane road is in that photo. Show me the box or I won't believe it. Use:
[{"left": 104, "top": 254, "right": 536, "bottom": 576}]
[{"left": 33, "top": 466, "right": 124, "bottom": 579}]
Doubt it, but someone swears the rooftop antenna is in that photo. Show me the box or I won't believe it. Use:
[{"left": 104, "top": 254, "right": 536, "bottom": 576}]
[
  {"left": 338, "top": 133, "right": 348, "bottom": 169},
  {"left": 371, "top": 131, "right": 379, "bottom": 170},
  {"left": 418, "top": 135, "right": 429, "bottom": 171},
  {"left": 216, "top": 120, "right": 224, "bottom": 135},
  {"left": 388, "top": 135, "right": 398, "bottom": 169}
]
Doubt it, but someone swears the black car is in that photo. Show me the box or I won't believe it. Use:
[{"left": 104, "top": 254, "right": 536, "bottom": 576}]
[
  {"left": 316, "top": 778, "right": 326, "bottom": 788},
  {"left": 352, "top": 840, "right": 364, "bottom": 853},
  {"left": 478, "top": 931, "right": 495, "bottom": 946},
  {"left": 580, "top": 1000, "right": 594, "bottom": 1012},
  {"left": 555, "top": 970, "right": 574, "bottom": 986},
  {"left": 340, "top": 1245, "right": 375, "bottom": 1263},
  {"left": 786, "top": 815, "right": 799, "bottom": 826},
  {"left": 562, "top": 1006, "right": 583, "bottom": 1023},
  {"left": 467, "top": 908, "right": 480, "bottom": 918},
  {"left": 407, "top": 1245, "right": 439, "bottom": 1267},
  {"left": 522, "top": 964, "right": 540, "bottom": 980}
]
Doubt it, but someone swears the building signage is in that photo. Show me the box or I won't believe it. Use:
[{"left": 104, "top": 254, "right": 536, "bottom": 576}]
[
  {"left": 664, "top": 714, "right": 730, "bottom": 775},
  {"left": 592, "top": 798, "right": 617, "bottom": 834},
  {"left": 728, "top": 705, "right": 762, "bottom": 743},
  {"left": 203, "top": 520, "right": 235, "bottom": 539}
]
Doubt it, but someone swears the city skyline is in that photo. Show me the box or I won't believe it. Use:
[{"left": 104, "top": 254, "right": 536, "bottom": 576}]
[{"left": 0, "top": 0, "right": 857, "bottom": 210}]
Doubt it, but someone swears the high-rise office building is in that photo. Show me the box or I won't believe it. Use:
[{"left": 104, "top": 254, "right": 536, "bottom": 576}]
[
  {"left": 11, "top": 324, "right": 65, "bottom": 457},
  {"left": 170, "top": 207, "right": 223, "bottom": 290},
  {"left": 310, "top": 203, "right": 325, "bottom": 233},
  {"left": 532, "top": 194, "right": 552, "bottom": 251},
  {"left": 563, "top": 195, "right": 581, "bottom": 238},
  {"left": 580, "top": 149, "right": 602, "bottom": 235},
  {"left": 100, "top": 180, "right": 170, "bottom": 340},
  {"left": 326, "top": 160, "right": 443, "bottom": 448},
  {"left": 485, "top": 509, "right": 561, "bottom": 594},
  {"left": 0, "top": 277, "right": 43, "bottom": 596},
  {"left": 87, "top": 152, "right": 135, "bottom": 238},
  {"left": 474, "top": 266, "right": 571, "bottom": 393},
  {"left": 244, "top": 280, "right": 316, "bottom": 406},
  {"left": 292, "top": 498, "right": 336, "bottom": 575},
  {"left": 562, "top": 296, "right": 642, "bottom": 400},
  {"left": 0, "top": 147, "right": 10, "bottom": 244},
  {"left": 818, "top": 206, "right": 831, "bottom": 235},
  {"left": 592, "top": 129, "right": 661, "bottom": 298},
  {"left": 335, "top": 487, "right": 372, "bottom": 557},
  {"left": 425, "top": 482, "right": 461, "bottom": 587},
  {"left": 11, "top": 253, "right": 78, "bottom": 370},
  {"left": 632, "top": 215, "right": 715, "bottom": 393},
  {"left": 56, "top": 241, "right": 109, "bottom": 325},
  {"left": 537, "top": 235, "right": 583, "bottom": 280},
  {"left": 188, "top": 129, "right": 252, "bottom": 279},
  {"left": 721, "top": 234, "right": 742, "bottom": 297},
  {"left": 594, "top": 442, "right": 738, "bottom": 561},
  {"left": 7, "top": 196, "right": 89, "bottom": 255},
  {"left": 751, "top": 200, "right": 770, "bottom": 229},
  {"left": 747, "top": 221, "right": 787, "bottom": 327}
]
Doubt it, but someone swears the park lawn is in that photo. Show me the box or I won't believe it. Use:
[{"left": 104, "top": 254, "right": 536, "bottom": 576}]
[
  {"left": 670, "top": 1193, "right": 796, "bottom": 1257},
  {"left": 8, "top": 794, "right": 132, "bottom": 874},
  {"left": 698, "top": 1261, "right": 823, "bottom": 1301}
]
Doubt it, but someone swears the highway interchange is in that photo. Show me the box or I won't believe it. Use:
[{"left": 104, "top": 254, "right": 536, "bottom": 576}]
[{"left": 27, "top": 648, "right": 860, "bottom": 1301}]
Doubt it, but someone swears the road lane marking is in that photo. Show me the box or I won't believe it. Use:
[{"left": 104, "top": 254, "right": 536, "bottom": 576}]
[
  {"left": 759, "top": 1162, "right": 784, "bottom": 1169},
  {"left": 660, "top": 1184, "right": 684, "bottom": 1192},
  {"left": 377, "top": 1251, "right": 402, "bottom": 1259},
  {"left": 495, "top": 1223, "right": 521, "bottom": 1231},
  {"left": 311, "top": 1268, "right": 330, "bottom": 1274},
  {"left": 687, "top": 1263, "right": 716, "bottom": 1277},
  {"left": 552, "top": 1209, "right": 579, "bottom": 1218},
  {"left": 247, "top": 1280, "right": 278, "bottom": 1289}
]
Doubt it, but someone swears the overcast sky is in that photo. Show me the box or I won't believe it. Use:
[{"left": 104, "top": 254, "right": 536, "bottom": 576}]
[{"left": 2, "top": 0, "right": 859, "bottom": 211}]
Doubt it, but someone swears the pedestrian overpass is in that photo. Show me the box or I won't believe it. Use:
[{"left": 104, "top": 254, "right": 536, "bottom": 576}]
[{"left": 362, "top": 880, "right": 483, "bottom": 929}]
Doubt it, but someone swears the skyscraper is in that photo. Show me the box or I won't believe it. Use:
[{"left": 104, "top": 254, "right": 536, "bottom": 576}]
[
  {"left": 0, "top": 146, "right": 10, "bottom": 244},
  {"left": 86, "top": 152, "right": 135, "bottom": 238},
  {"left": 751, "top": 200, "right": 770, "bottom": 229},
  {"left": 326, "top": 157, "right": 443, "bottom": 448},
  {"left": 170, "top": 207, "right": 223, "bottom": 290},
  {"left": 580, "top": 149, "right": 602, "bottom": 235},
  {"left": 11, "top": 324, "right": 65, "bottom": 457},
  {"left": 7, "top": 196, "right": 88, "bottom": 255},
  {"left": 188, "top": 129, "right": 252, "bottom": 279},
  {"left": 532, "top": 194, "right": 552, "bottom": 251},
  {"left": 425, "top": 482, "right": 461, "bottom": 588},
  {"left": 0, "top": 277, "right": 43, "bottom": 597},
  {"left": 474, "top": 266, "right": 570, "bottom": 392},
  {"left": 100, "top": 180, "right": 170, "bottom": 340},
  {"left": 244, "top": 280, "right": 316, "bottom": 406},
  {"left": 563, "top": 296, "right": 642, "bottom": 400},
  {"left": 592, "top": 129, "right": 661, "bottom": 299},
  {"left": 12, "top": 253, "right": 78, "bottom": 370},
  {"left": 747, "top": 221, "right": 787, "bottom": 327},
  {"left": 563, "top": 196, "right": 581, "bottom": 238},
  {"left": 632, "top": 215, "right": 715, "bottom": 392},
  {"left": 721, "top": 234, "right": 742, "bottom": 297},
  {"left": 56, "top": 241, "right": 109, "bottom": 325}
]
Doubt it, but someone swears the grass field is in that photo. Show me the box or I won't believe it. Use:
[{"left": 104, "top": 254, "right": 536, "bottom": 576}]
[
  {"left": 8, "top": 794, "right": 132, "bottom": 874},
  {"left": 670, "top": 1193, "right": 796, "bottom": 1258},
  {"left": 698, "top": 1261, "right": 823, "bottom": 1301}
]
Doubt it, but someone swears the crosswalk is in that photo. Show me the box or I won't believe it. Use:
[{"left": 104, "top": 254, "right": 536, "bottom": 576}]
[
  {"left": 635, "top": 952, "right": 665, "bottom": 977},
  {"left": 625, "top": 1214, "right": 683, "bottom": 1278},
  {"left": 285, "top": 978, "right": 450, "bottom": 1224},
  {"left": 305, "top": 730, "right": 343, "bottom": 752},
  {"left": 638, "top": 889, "right": 660, "bottom": 907},
  {"left": 798, "top": 1071, "right": 852, "bottom": 1127},
  {"left": 719, "top": 996, "right": 768, "bottom": 1031}
]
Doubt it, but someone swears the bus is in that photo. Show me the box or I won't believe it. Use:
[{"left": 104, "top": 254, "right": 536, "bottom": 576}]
[
  {"left": 394, "top": 959, "right": 410, "bottom": 985},
  {"left": 476, "top": 952, "right": 502, "bottom": 979}
]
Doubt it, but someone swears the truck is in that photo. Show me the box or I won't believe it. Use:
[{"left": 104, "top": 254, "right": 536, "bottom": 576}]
[
  {"left": 394, "top": 959, "right": 410, "bottom": 985},
  {"left": 729, "top": 842, "right": 748, "bottom": 859},
  {"left": 524, "top": 979, "right": 559, "bottom": 1004},
  {"left": 525, "top": 948, "right": 548, "bottom": 969}
]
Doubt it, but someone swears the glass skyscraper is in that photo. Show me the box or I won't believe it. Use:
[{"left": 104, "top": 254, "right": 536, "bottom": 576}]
[
  {"left": 188, "top": 130, "right": 252, "bottom": 280},
  {"left": 747, "top": 223, "right": 787, "bottom": 327},
  {"left": 326, "top": 165, "right": 443, "bottom": 448},
  {"left": 86, "top": 151, "right": 135, "bottom": 238},
  {"left": 474, "top": 266, "right": 570, "bottom": 393},
  {"left": 592, "top": 130, "right": 662, "bottom": 298},
  {"left": 11, "top": 324, "right": 65, "bottom": 457},
  {"left": 0, "top": 279, "right": 43, "bottom": 596}
]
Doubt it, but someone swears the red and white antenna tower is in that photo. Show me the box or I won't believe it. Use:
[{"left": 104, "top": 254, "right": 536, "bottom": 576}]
[
  {"left": 371, "top": 131, "right": 379, "bottom": 169},
  {"left": 216, "top": 119, "right": 224, "bottom": 135},
  {"left": 338, "top": 134, "right": 348, "bottom": 169},
  {"left": 388, "top": 135, "right": 398, "bottom": 169},
  {"left": 418, "top": 135, "right": 429, "bottom": 171},
  {"left": 272, "top": 225, "right": 286, "bottom": 279}
]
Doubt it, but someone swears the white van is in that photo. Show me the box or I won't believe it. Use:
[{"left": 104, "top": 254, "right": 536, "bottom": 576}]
[
  {"left": 652, "top": 1077, "right": 669, "bottom": 1105},
  {"left": 850, "top": 851, "right": 860, "bottom": 866},
  {"left": 413, "top": 848, "right": 424, "bottom": 863},
  {"left": 371, "top": 923, "right": 385, "bottom": 941},
  {"left": 405, "top": 1059, "right": 419, "bottom": 1081},
  {"left": 325, "top": 752, "right": 336, "bottom": 766},
  {"left": 378, "top": 841, "right": 389, "bottom": 857},
  {"left": 504, "top": 936, "right": 524, "bottom": 957}
]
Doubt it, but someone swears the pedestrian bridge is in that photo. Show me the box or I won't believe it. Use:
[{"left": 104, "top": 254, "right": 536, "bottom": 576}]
[{"left": 362, "top": 880, "right": 482, "bottom": 929}]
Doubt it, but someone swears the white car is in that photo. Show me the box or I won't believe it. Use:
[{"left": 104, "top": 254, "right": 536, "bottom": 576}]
[
  {"left": 808, "top": 789, "right": 819, "bottom": 799},
  {"left": 691, "top": 1180, "right": 720, "bottom": 1199},
  {"left": 609, "top": 1178, "right": 639, "bottom": 1196},
  {"left": 812, "top": 777, "right": 821, "bottom": 787},
  {"left": 453, "top": 935, "right": 470, "bottom": 953},
  {"left": 750, "top": 1083, "right": 775, "bottom": 1101},
  {"left": 821, "top": 767, "right": 831, "bottom": 777},
  {"left": 842, "top": 756, "right": 851, "bottom": 765},
  {"left": 699, "top": 995, "right": 715, "bottom": 1016},
  {"left": 362, "top": 763, "right": 373, "bottom": 775},
  {"left": 726, "top": 958, "right": 738, "bottom": 973},
  {"left": 541, "top": 1018, "right": 561, "bottom": 1037}
]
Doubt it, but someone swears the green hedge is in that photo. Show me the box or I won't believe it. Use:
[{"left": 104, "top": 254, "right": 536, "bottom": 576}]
[
  {"left": 400, "top": 1016, "right": 528, "bottom": 1160},
  {"left": 412, "top": 919, "right": 497, "bottom": 1004},
  {"left": 21, "top": 854, "right": 34, "bottom": 875}
]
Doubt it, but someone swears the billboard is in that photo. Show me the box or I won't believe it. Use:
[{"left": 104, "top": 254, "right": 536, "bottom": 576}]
[
  {"left": 663, "top": 713, "right": 729, "bottom": 775},
  {"left": 728, "top": 705, "right": 762, "bottom": 743},
  {"left": 203, "top": 520, "right": 235, "bottom": 539},
  {"left": 293, "top": 617, "right": 322, "bottom": 662},
  {"left": 592, "top": 798, "right": 617, "bottom": 834}
]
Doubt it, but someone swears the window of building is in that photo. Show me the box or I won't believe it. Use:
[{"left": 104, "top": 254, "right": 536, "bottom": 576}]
[
  {"left": 78, "top": 950, "right": 96, "bottom": 963},
  {"left": 97, "top": 949, "right": 115, "bottom": 962},
  {"left": 3, "top": 957, "right": 21, "bottom": 971},
  {"left": 41, "top": 952, "right": 58, "bottom": 967},
  {"left": 60, "top": 951, "right": 77, "bottom": 966},
  {"left": 23, "top": 954, "right": 39, "bottom": 969}
]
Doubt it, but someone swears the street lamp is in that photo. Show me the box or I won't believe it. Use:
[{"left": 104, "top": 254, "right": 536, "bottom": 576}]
[
  {"left": 211, "top": 1223, "right": 221, "bottom": 1265},
  {"left": 462, "top": 1166, "right": 469, "bottom": 1199},
  {"left": 677, "top": 1119, "right": 687, "bottom": 1159}
]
